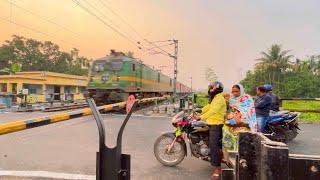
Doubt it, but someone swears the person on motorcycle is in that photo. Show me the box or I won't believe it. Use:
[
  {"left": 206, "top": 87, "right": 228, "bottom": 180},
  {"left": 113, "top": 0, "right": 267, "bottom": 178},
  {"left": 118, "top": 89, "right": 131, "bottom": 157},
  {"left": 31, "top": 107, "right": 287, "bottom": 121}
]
[
  {"left": 264, "top": 84, "right": 280, "bottom": 112},
  {"left": 195, "top": 81, "right": 226, "bottom": 179},
  {"left": 255, "top": 86, "right": 272, "bottom": 132},
  {"left": 223, "top": 84, "right": 257, "bottom": 154}
]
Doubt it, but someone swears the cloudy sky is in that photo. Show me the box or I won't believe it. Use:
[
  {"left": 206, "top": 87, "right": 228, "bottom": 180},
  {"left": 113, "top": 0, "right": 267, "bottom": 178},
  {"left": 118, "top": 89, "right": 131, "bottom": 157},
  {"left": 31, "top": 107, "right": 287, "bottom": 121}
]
[{"left": 1, "top": 0, "right": 319, "bottom": 89}]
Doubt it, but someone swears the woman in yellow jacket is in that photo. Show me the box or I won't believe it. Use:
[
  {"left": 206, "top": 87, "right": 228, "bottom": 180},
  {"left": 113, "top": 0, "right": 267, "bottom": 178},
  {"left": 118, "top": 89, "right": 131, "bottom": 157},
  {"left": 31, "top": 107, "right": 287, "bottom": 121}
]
[{"left": 196, "top": 81, "right": 226, "bottom": 179}]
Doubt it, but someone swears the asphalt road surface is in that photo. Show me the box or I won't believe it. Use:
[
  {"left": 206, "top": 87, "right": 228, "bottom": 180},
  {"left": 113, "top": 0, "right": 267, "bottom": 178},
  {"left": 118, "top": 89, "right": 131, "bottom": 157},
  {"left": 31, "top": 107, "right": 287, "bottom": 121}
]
[{"left": 0, "top": 112, "right": 319, "bottom": 179}]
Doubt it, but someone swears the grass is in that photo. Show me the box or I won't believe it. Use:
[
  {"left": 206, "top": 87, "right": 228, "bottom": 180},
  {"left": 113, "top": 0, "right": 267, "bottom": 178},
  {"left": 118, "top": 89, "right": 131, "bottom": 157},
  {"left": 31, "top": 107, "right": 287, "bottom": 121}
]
[
  {"left": 282, "top": 100, "right": 320, "bottom": 123},
  {"left": 194, "top": 93, "right": 320, "bottom": 123}
]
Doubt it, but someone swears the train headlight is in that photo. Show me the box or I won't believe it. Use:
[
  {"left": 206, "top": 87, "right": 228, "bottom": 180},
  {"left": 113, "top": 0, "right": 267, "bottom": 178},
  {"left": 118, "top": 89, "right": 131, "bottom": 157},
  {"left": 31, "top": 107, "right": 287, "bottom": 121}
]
[{"left": 101, "top": 74, "right": 109, "bottom": 82}]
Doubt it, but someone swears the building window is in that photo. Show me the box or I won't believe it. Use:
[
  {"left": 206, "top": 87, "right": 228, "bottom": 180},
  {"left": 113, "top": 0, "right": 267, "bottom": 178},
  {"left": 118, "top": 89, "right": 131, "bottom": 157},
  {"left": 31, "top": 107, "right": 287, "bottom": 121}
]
[
  {"left": 0, "top": 83, "right": 7, "bottom": 92},
  {"left": 23, "top": 84, "right": 41, "bottom": 94},
  {"left": 79, "top": 86, "right": 86, "bottom": 93},
  {"left": 158, "top": 73, "right": 160, "bottom": 83},
  {"left": 170, "top": 79, "right": 172, "bottom": 86},
  {"left": 132, "top": 64, "right": 136, "bottom": 71}
]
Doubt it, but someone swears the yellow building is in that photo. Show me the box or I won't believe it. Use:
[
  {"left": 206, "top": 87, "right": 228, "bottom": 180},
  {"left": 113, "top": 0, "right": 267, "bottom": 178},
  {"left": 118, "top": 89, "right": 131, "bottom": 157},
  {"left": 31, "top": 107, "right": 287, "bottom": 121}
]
[{"left": 0, "top": 71, "right": 88, "bottom": 104}]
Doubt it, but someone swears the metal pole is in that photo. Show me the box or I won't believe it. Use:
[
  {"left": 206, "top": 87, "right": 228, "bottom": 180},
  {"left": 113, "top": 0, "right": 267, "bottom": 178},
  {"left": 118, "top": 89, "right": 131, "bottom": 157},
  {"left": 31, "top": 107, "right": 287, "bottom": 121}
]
[{"left": 172, "top": 39, "right": 178, "bottom": 100}]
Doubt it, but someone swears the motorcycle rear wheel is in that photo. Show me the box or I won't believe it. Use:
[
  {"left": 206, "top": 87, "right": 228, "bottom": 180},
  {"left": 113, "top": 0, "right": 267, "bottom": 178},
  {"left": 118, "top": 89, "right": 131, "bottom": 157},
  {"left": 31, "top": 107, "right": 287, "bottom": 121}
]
[
  {"left": 285, "top": 127, "right": 298, "bottom": 141},
  {"left": 154, "top": 134, "right": 186, "bottom": 166}
]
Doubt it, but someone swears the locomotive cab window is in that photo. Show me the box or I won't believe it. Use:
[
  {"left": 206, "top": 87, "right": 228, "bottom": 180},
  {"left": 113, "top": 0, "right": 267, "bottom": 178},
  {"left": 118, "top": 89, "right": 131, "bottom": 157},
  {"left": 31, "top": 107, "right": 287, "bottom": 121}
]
[
  {"left": 109, "top": 59, "right": 123, "bottom": 71},
  {"left": 92, "top": 60, "right": 106, "bottom": 73},
  {"left": 132, "top": 64, "right": 136, "bottom": 71}
]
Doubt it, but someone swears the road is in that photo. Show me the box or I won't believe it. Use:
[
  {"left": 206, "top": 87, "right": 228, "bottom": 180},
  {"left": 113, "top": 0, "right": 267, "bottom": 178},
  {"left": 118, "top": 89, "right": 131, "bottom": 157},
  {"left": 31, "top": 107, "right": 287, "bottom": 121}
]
[{"left": 0, "top": 112, "right": 319, "bottom": 179}]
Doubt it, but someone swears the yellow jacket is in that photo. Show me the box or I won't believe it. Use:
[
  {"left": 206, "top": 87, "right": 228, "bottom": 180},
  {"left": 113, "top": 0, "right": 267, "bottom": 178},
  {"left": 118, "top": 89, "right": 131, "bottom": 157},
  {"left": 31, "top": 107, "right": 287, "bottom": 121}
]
[{"left": 200, "top": 93, "right": 226, "bottom": 125}]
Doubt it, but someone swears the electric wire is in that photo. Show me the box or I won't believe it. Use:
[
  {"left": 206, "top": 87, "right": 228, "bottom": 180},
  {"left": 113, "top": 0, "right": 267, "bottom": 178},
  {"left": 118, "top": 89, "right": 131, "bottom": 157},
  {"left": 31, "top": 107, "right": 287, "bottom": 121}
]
[{"left": 72, "top": 0, "right": 142, "bottom": 49}]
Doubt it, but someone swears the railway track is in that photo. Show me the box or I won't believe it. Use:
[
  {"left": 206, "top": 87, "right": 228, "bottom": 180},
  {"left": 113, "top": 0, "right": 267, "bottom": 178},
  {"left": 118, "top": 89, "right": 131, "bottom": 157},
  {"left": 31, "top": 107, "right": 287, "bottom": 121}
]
[
  {"left": 42, "top": 98, "right": 162, "bottom": 113},
  {"left": 43, "top": 103, "right": 88, "bottom": 112}
]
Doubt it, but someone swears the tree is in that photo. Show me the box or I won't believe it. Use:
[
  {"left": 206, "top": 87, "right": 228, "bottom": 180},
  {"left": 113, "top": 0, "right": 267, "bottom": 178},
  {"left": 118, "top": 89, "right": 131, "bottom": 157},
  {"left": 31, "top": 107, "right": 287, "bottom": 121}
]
[
  {"left": 255, "top": 44, "right": 293, "bottom": 89},
  {"left": 0, "top": 35, "right": 90, "bottom": 76},
  {"left": 205, "top": 67, "right": 217, "bottom": 83},
  {"left": 0, "top": 63, "right": 21, "bottom": 74},
  {"left": 241, "top": 44, "right": 320, "bottom": 98}
]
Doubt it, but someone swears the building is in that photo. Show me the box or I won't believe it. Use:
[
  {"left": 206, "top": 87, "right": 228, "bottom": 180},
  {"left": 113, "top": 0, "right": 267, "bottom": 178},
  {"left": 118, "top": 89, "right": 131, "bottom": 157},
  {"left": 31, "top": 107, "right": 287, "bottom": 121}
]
[{"left": 0, "top": 71, "right": 88, "bottom": 104}]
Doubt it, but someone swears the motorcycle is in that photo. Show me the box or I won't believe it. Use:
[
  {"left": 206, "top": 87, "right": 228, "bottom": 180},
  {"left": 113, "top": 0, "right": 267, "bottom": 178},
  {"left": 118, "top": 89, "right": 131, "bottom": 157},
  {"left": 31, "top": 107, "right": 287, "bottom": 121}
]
[
  {"left": 264, "top": 111, "right": 301, "bottom": 142},
  {"left": 153, "top": 109, "right": 212, "bottom": 166}
]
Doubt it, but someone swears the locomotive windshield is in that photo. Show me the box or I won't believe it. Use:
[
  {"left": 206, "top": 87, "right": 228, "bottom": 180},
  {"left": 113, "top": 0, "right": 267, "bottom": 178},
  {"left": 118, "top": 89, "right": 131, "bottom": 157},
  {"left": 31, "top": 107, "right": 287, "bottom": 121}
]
[
  {"left": 92, "top": 60, "right": 106, "bottom": 72},
  {"left": 91, "top": 59, "right": 123, "bottom": 73},
  {"left": 109, "top": 59, "right": 123, "bottom": 71}
]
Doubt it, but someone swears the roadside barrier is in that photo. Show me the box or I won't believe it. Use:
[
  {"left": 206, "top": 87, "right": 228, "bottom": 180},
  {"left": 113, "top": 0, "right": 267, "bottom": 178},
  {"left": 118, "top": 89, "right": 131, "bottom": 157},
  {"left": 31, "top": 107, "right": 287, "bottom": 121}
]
[
  {"left": 0, "top": 97, "right": 167, "bottom": 135},
  {"left": 223, "top": 132, "right": 320, "bottom": 180}
]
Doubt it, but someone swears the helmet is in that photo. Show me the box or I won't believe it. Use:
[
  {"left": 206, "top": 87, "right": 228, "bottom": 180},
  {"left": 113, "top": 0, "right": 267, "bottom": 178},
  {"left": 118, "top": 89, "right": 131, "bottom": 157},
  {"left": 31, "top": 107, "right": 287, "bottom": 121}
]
[
  {"left": 208, "top": 81, "right": 224, "bottom": 100},
  {"left": 209, "top": 81, "right": 224, "bottom": 91},
  {"left": 264, "top": 84, "right": 272, "bottom": 92}
]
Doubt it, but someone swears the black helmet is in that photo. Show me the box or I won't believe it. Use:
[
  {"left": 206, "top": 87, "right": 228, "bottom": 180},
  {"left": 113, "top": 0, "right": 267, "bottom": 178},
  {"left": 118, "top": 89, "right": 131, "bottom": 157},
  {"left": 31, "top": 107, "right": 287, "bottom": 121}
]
[
  {"left": 208, "top": 81, "right": 224, "bottom": 100},
  {"left": 209, "top": 81, "right": 224, "bottom": 91}
]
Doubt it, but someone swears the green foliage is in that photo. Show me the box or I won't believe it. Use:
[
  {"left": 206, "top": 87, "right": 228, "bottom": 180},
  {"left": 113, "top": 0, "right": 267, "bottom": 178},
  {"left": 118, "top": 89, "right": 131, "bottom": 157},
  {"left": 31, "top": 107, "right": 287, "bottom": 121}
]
[
  {"left": 282, "top": 100, "right": 320, "bottom": 123},
  {"left": 195, "top": 92, "right": 209, "bottom": 107},
  {"left": 0, "top": 35, "right": 91, "bottom": 76},
  {"left": 0, "top": 63, "right": 21, "bottom": 74},
  {"left": 241, "top": 44, "right": 320, "bottom": 98}
]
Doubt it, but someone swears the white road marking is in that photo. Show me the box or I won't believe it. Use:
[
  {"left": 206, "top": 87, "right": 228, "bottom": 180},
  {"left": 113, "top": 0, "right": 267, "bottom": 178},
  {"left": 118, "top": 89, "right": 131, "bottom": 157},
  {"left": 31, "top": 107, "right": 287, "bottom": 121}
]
[{"left": 0, "top": 170, "right": 95, "bottom": 180}]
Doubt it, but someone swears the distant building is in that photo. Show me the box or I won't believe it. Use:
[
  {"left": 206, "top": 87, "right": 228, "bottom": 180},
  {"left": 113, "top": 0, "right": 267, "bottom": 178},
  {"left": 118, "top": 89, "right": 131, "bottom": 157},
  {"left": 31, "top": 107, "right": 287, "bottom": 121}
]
[{"left": 0, "top": 71, "right": 88, "bottom": 104}]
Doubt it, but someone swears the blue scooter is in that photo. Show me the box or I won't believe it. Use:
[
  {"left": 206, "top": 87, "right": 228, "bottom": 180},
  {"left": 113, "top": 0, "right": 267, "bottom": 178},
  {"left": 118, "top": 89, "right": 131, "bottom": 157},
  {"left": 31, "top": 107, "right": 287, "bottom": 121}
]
[{"left": 264, "top": 111, "right": 301, "bottom": 142}]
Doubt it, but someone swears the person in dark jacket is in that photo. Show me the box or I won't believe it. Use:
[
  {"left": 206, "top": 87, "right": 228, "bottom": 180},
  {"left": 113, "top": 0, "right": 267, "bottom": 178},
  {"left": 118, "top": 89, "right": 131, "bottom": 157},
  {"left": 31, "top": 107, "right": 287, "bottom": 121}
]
[
  {"left": 264, "top": 84, "right": 280, "bottom": 111},
  {"left": 255, "top": 86, "right": 272, "bottom": 132}
]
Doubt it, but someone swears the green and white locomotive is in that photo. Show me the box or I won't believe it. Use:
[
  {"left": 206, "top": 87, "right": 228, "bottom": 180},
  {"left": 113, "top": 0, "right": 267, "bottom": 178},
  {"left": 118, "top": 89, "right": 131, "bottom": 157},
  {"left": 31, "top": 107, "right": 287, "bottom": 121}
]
[{"left": 87, "top": 50, "right": 191, "bottom": 104}]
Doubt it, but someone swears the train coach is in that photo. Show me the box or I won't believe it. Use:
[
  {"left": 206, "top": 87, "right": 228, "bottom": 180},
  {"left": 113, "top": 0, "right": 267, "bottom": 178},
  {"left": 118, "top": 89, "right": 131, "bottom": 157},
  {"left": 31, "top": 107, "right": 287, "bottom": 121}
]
[{"left": 87, "top": 50, "right": 191, "bottom": 104}]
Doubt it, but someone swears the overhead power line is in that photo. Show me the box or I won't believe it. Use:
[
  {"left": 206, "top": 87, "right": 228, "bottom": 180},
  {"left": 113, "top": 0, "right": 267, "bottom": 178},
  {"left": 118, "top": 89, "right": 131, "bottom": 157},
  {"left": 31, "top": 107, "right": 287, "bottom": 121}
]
[
  {"left": 0, "top": 16, "right": 78, "bottom": 47},
  {"left": 80, "top": 0, "right": 139, "bottom": 44},
  {"left": 147, "top": 43, "right": 174, "bottom": 51},
  {"left": 72, "top": 0, "right": 142, "bottom": 49},
  {"left": 2, "top": 0, "right": 80, "bottom": 38},
  {"left": 98, "top": 0, "right": 146, "bottom": 42},
  {"left": 149, "top": 40, "right": 173, "bottom": 43},
  {"left": 0, "top": 14, "right": 99, "bottom": 52},
  {"left": 144, "top": 39, "right": 173, "bottom": 57}
]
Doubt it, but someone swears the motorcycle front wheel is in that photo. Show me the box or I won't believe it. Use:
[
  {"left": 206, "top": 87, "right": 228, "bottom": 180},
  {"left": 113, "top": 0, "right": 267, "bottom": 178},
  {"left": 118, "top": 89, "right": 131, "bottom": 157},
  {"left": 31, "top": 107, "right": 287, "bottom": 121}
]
[{"left": 154, "top": 134, "right": 186, "bottom": 166}]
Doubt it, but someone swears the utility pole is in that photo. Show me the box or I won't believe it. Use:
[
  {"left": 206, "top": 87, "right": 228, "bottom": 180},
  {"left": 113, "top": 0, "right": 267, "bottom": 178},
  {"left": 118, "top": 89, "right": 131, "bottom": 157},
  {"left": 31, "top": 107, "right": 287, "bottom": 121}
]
[
  {"left": 172, "top": 39, "right": 178, "bottom": 99},
  {"left": 146, "top": 39, "right": 179, "bottom": 100}
]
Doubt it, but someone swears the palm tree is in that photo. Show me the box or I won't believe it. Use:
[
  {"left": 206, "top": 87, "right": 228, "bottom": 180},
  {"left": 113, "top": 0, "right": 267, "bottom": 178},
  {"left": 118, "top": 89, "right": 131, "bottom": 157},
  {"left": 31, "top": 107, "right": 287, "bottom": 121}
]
[{"left": 255, "top": 44, "right": 293, "bottom": 87}]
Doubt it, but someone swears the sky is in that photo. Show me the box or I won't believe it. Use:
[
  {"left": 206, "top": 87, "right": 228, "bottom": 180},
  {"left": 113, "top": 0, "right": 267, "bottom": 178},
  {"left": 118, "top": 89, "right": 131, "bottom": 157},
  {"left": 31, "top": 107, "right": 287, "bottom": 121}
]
[{"left": 1, "top": 0, "right": 320, "bottom": 90}]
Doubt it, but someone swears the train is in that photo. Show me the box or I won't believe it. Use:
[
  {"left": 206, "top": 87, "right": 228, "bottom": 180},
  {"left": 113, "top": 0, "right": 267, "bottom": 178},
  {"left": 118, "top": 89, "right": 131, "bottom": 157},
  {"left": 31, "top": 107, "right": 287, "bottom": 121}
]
[{"left": 87, "top": 50, "right": 192, "bottom": 104}]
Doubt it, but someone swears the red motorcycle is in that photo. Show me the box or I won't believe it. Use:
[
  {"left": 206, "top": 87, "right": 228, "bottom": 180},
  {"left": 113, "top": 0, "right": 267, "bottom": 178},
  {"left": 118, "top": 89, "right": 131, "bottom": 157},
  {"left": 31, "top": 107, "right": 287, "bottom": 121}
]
[{"left": 154, "top": 110, "right": 211, "bottom": 166}]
